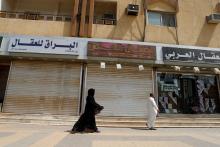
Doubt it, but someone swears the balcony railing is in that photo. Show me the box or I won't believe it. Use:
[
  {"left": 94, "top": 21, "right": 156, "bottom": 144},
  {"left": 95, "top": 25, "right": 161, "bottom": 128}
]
[
  {"left": 94, "top": 17, "right": 117, "bottom": 25},
  {"left": 0, "top": 11, "right": 72, "bottom": 22}
]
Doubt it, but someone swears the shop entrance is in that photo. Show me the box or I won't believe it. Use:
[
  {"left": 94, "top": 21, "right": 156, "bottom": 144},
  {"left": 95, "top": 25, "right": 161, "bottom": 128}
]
[
  {"left": 180, "top": 77, "right": 198, "bottom": 114},
  {"left": 3, "top": 61, "right": 81, "bottom": 115},
  {"left": 0, "top": 65, "right": 10, "bottom": 111},
  {"left": 157, "top": 73, "right": 220, "bottom": 114},
  {"left": 86, "top": 64, "right": 153, "bottom": 116}
]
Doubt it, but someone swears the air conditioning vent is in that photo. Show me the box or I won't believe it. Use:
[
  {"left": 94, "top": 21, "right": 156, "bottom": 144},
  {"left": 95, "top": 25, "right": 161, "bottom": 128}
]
[
  {"left": 207, "top": 13, "right": 220, "bottom": 23},
  {"left": 127, "top": 4, "right": 139, "bottom": 16}
]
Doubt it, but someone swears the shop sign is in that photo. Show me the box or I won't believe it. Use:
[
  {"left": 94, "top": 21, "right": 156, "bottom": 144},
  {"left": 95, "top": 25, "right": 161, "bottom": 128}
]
[
  {"left": 163, "top": 47, "right": 220, "bottom": 64},
  {"left": 161, "top": 84, "right": 178, "bottom": 92},
  {"left": 8, "top": 37, "right": 85, "bottom": 55},
  {"left": 88, "top": 41, "right": 156, "bottom": 60}
]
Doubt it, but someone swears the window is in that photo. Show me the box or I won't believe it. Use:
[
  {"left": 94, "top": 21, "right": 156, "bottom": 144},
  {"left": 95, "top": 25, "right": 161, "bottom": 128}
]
[{"left": 148, "top": 11, "right": 176, "bottom": 27}]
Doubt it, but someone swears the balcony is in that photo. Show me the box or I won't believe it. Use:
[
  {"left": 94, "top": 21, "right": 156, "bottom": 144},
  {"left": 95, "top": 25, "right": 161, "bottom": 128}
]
[
  {"left": 0, "top": 0, "right": 73, "bottom": 36},
  {"left": 0, "top": 11, "right": 72, "bottom": 36},
  {"left": 94, "top": 17, "right": 117, "bottom": 25},
  {"left": 0, "top": 11, "right": 72, "bottom": 21}
]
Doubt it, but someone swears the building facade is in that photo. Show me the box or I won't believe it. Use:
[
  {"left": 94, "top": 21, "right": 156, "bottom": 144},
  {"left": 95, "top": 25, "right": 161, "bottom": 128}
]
[{"left": 0, "top": 0, "right": 220, "bottom": 116}]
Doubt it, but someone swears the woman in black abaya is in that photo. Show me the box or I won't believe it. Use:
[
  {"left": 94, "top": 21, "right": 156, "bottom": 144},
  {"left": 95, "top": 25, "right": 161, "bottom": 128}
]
[{"left": 71, "top": 88, "right": 104, "bottom": 133}]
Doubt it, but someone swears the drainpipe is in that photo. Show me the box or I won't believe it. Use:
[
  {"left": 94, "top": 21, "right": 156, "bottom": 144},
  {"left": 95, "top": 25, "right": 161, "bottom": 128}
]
[
  {"left": 143, "top": 0, "right": 147, "bottom": 42},
  {"left": 175, "top": 0, "right": 180, "bottom": 45}
]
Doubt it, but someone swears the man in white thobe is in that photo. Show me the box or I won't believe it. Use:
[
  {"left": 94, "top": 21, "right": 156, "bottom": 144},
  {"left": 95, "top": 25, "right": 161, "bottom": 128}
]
[{"left": 146, "top": 93, "right": 159, "bottom": 130}]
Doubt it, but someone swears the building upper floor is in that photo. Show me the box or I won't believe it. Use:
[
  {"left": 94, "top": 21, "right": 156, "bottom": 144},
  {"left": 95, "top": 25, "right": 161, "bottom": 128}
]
[{"left": 0, "top": 0, "right": 220, "bottom": 48}]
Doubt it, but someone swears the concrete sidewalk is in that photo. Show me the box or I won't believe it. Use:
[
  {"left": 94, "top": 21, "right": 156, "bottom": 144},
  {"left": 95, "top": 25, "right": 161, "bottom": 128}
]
[{"left": 0, "top": 123, "right": 220, "bottom": 147}]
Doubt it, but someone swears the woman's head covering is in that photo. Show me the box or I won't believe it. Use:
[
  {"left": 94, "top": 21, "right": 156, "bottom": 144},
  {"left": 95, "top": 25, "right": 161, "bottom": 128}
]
[{"left": 88, "top": 88, "right": 95, "bottom": 97}]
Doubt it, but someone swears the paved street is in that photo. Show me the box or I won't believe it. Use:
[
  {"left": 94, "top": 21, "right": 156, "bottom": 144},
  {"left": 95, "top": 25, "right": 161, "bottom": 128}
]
[{"left": 0, "top": 124, "right": 220, "bottom": 147}]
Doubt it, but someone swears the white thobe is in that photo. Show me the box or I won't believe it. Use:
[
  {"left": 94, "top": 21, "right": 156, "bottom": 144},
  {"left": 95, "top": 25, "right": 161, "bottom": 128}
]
[{"left": 147, "top": 97, "right": 158, "bottom": 128}]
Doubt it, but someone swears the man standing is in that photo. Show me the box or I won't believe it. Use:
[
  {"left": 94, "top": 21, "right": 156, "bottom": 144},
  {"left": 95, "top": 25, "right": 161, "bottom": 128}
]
[{"left": 147, "top": 93, "right": 159, "bottom": 130}]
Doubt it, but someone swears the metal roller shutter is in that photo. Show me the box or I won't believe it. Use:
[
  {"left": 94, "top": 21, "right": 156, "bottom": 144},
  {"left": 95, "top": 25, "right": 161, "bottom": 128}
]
[
  {"left": 3, "top": 60, "right": 81, "bottom": 115},
  {"left": 86, "top": 64, "right": 153, "bottom": 117}
]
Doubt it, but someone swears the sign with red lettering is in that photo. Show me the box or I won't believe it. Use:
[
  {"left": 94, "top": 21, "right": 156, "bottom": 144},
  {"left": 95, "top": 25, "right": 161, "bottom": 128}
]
[{"left": 88, "top": 42, "right": 156, "bottom": 60}]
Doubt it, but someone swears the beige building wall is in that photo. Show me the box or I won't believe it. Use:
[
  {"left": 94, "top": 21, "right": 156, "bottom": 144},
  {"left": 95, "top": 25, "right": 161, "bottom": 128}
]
[
  {"left": 144, "top": 0, "right": 220, "bottom": 48},
  {"left": 145, "top": 25, "right": 177, "bottom": 44},
  {"left": 0, "top": 18, "right": 71, "bottom": 36},
  {"left": 177, "top": 0, "right": 220, "bottom": 48},
  {"left": 92, "top": 0, "right": 145, "bottom": 41},
  {"left": 92, "top": 0, "right": 179, "bottom": 44},
  {"left": 145, "top": 0, "right": 177, "bottom": 44},
  {"left": 147, "top": 1, "right": 176, "bottom": 12}
]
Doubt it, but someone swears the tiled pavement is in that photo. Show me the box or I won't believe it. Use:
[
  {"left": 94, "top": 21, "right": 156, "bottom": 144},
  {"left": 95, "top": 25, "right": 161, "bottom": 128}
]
[{"left": 0, "top": 124, "right": 220, "bottom": 147}]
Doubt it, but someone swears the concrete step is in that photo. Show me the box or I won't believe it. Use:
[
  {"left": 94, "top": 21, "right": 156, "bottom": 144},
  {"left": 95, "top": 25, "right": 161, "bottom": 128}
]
[
  {"left": 96, "top": 116, "right": 220, "bottom": 128},
  {"left": 97, "top": 117, "right": 220, "bottom": 121},
  {"left": 0, "top": 113, "right": 220, "bottom": 128},
  {"left": 97, "top": 121, "right": 220, "bottom": 127}
]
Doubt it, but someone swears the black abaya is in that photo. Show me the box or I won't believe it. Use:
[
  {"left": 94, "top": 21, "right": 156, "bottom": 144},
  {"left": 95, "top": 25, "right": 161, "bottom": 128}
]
[{"left": 71, "top": 89, "right": 103, "bottom": 133}]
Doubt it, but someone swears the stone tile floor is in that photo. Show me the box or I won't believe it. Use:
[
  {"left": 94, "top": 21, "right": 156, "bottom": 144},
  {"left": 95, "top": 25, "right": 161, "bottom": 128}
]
[{"left": 0, "top": 124, "right": 219, "bottom": 147}]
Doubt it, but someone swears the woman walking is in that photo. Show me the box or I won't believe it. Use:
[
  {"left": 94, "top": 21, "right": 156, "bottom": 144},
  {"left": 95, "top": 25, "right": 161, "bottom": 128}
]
[{"left": 71, "top": 88, "right": 104, "bottom": 133}]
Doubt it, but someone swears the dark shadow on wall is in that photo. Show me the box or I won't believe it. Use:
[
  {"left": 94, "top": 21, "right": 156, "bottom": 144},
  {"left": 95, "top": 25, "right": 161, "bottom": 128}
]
[
  {"left": 107, "top": 15, "right": 136, "bottom": 40},
  {"left": 107, "top": 7, "right": 144, "bottom": 41},
  {"left": 132, "top": 16, "right": 145, "bottom": 41},
  {"left": 195, "top": 21, "right": 217, "bottom": 47},
  {"left": 167, "top": 27, "right": 178, "bottom": 44}
]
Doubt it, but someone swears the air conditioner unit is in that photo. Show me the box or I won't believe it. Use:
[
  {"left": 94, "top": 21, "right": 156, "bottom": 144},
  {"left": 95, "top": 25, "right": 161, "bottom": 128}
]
[
  {"left": 207, "top": 13, "right": 220, "bottom": 23},
  {"left": 127, "top": 4, "right": 139, "bottom": 16}
]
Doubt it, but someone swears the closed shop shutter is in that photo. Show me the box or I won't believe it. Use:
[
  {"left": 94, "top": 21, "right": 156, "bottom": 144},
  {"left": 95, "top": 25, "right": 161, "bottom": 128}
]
[
  {"left": 86, "top": 64, "right": 153, "bottom": 117},
  {"left": 3, "top": 60, "right": 81, "bottom": 115}
]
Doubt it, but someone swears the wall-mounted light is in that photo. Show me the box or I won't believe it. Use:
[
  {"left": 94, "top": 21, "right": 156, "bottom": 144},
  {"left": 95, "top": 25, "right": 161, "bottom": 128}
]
[
  {"left": 138, "top": 65, "right": 144, "bottom": 71},
  {"left": 174, "top": 66, "right": 181, "bottom": 71},
  {"left": 193, "top": 67, "right": 200, "bottom": 73},
  {"left": 214, "top": 68, "right": 220, "bottom": 74},
  {"left": 116, "top": 64, "right": 122, "bottom": 69},
  {"left": 18, "top": 57, "right": 23, "bottom": 60},
  {"left": 100, "top": 62, "right": 105, "bottom": 69}
]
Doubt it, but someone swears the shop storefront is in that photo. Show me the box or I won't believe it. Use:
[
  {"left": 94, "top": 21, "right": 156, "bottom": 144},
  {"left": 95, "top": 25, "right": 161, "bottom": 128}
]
[
  {"left": 86, "top": 41, "right": 156, "bottom": 116},
  {"left": 157, "top": 72, "right": 220, "bottom": 114},
  {"left": 2, "top": 36, "right": 87, "bottom": 115},
  {"left": 157, "top": 46, "right": 220, "bottom": 114},
  {"left": 0, "top": 36, "right": 11, "bottom": 111},
  {"left": 3, "top": 60, "right": 82, "bottom": 115}
]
